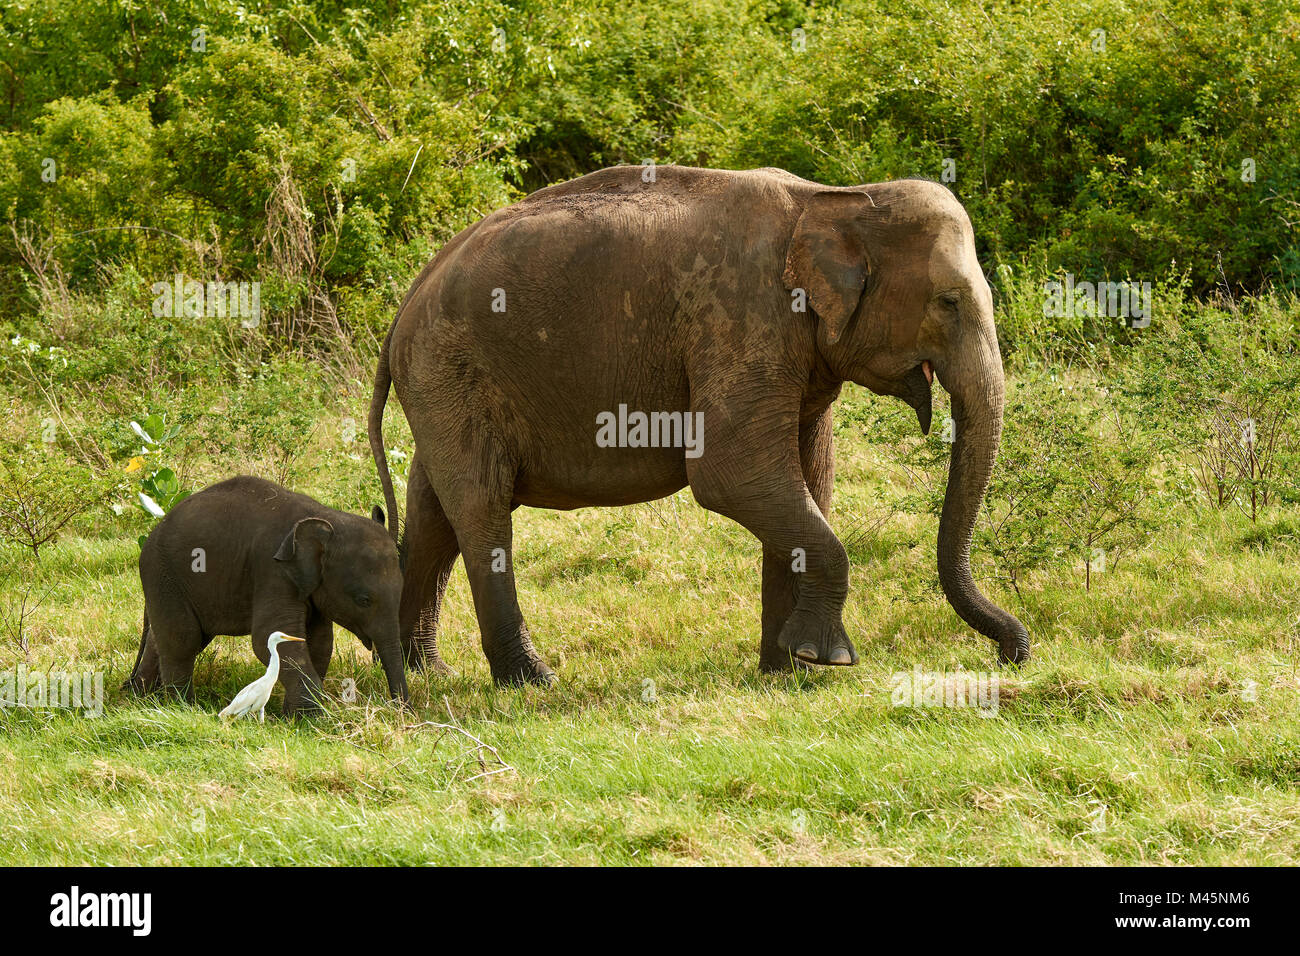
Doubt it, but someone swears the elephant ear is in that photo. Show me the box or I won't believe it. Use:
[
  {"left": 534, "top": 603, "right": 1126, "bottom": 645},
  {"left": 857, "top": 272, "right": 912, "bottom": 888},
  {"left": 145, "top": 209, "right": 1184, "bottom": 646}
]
[
  {"left": 274, "top": 517, "right": 334, "bottom": 600},
  {"left": 783, "top": 190, "right": 873, "bottom": 345},
  {"left": 371, "top": 505, "right": 385, "bottom": 526}
]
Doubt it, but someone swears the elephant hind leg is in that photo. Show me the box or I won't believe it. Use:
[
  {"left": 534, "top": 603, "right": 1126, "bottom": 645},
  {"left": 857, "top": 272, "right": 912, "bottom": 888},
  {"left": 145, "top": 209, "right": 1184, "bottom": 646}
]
[
  {"left": 124, "top": 614, "right": 162, "bottom": 694},
  {"left": 428, "top": 444, "right": 553, "bottom": 687},
  {"left": 139, "top": 588, "right": 205, "bottom": 701},
  {"left": 399, "top": 455, "right": 460, "bottom": 674},
  {"left": 155, "top": 620, "right": 205, "bottom": 702},
  {"left": 458, "top": 503, "right": 554, "bottom": 686}
]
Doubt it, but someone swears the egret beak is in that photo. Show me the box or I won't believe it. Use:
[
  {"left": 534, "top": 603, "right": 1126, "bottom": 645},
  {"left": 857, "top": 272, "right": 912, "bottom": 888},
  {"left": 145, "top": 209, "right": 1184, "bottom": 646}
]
[{"left": 280, "top": 635, "right": 306, "bottom": 643}]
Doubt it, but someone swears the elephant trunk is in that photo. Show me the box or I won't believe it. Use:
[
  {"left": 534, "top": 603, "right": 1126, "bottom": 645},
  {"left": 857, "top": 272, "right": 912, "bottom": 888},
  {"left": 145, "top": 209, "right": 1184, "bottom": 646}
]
[
  {"left": 372, "top": 630, "right": 410, "bottom": 704},
  {"left": 936, "top": 327, "right": 1030, "bottom": 664}
]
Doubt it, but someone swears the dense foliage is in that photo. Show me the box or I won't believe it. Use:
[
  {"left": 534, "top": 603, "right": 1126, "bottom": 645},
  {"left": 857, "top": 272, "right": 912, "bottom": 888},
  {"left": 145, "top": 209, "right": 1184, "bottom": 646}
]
[
  {"left": 1, "top": 0, "right": 1297, "bottom": 319},
  {"left": 1, "top": 0, "right": 1298, "bottom": 572}
]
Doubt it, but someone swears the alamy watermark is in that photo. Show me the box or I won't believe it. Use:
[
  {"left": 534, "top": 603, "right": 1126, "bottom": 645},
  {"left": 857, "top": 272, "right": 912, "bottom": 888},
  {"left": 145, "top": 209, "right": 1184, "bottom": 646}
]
[
  {"left": 596, "top": 404, "right": 704, "bottom": 459},
  {"left": 1, "top": 664, "right": 104, "bottom": 717},
  {"left": 49, "top": 886, "right": 150, "bottom": 936},
  {"left": 1042, "top": 273, "right": 1151, "bottom": 328},
  {"left": 151, "top": 274, "right": 261, "bottom": 328},
  {"left": 890, "top": 667, "right": 999, "bottom": 715}
]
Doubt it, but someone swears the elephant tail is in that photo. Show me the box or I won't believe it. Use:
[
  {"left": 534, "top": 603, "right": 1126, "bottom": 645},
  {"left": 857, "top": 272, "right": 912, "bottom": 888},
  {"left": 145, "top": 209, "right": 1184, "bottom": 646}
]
[
  {"left": 369, "top": 320, "right": 401, "bottom": 545},
  {"left": 123, "top": 610, "right": 150, "bottom": 693}
]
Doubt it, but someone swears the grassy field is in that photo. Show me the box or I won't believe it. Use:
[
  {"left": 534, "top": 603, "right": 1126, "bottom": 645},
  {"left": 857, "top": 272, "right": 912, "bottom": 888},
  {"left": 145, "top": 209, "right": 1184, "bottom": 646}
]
[
  {"left": 3, "top": 0, "right": 1297, "bottom": 870},
  {"left": 2, "top": 380, "right": 1297, "bottom": 866}
]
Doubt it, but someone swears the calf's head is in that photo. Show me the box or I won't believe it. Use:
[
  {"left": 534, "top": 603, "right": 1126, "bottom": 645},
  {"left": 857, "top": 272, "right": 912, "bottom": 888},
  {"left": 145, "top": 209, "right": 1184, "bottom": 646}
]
[{"left": 274, "top": 508, "right": 410, "bottom": 699}]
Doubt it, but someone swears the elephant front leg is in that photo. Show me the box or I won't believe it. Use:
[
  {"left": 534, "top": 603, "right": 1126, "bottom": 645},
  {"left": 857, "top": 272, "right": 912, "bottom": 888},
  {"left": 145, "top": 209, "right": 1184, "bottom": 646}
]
[
  {"left": 759, "top": 405, "right": 837, "bottom": 673},
  {"left": 250, "top": 611, "right": 323, "bottom": 716},
  {"left": 760, "top": 499, "right": 855, "bottom": 666},
  {"left": 689, "top": 392, "right": 856, "bottom": 669},
  {"left": 279, "top": 640, "right": 327, "bottom": 715},
  {"left": 305, "top": 614, "right": 334, "bottom": 687},
  {"left": 759, "top": 547, "right": 807, "bottom": 672}
]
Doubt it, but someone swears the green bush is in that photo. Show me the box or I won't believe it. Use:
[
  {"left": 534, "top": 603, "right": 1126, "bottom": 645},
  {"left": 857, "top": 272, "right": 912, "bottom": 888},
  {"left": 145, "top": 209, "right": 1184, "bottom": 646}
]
[{"left": 4, "top": 0, "right": 1296, "bottom": 321}]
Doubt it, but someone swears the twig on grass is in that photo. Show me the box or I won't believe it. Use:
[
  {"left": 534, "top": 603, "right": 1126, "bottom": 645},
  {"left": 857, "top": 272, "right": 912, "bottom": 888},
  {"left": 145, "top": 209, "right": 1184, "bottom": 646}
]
[{"left": 404, "top": 696, "right": 515, "bottom": 778}]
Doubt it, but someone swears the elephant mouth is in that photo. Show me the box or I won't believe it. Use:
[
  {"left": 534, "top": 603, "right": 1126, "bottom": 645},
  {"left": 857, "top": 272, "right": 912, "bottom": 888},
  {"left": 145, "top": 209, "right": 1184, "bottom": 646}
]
[{"left": 902, "top": 361, "right": 934, "bottom": 435}]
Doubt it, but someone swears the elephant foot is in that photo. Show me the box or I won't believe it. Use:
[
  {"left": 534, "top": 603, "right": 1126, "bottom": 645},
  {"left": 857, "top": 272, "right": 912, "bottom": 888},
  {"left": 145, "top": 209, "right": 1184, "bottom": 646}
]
[
  {"left": 283, "top": 699, "right": 324, "bottom": 718},
  {"left": 425, "top": 658, "right": 457, "bottom": 677},
  {"left": 758, "top": 650, "right": 813, "bottom": 674},
  {"left": 122, "top": 673, "right": 158, "bottom": 695},
  {"left": 407, "top": 645, "right": 456, "bottom": 676},
  {"left": 491, "top": 653, "right": 557, "bottom": 688},
  {"left": 776, "top": 609, "right": 858, "bottom": 666},
  {"left": 157, "top": 681, "right": 195, "bottom": 703},
  {"left": 283, "top": 684, "right": 327, "bottom": 716}
]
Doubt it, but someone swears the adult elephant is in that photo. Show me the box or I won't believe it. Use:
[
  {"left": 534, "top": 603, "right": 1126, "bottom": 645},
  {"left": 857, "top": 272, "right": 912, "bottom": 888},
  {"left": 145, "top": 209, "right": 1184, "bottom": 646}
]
[{"left": 370, "top": 165, "right": 1029, "bottom": 685}]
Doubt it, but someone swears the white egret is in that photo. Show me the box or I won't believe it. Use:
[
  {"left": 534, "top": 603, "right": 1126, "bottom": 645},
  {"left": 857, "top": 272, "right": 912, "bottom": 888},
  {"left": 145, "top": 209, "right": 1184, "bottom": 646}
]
[{"left": 218, "top": 631, "right": 306, "bottom": 722}]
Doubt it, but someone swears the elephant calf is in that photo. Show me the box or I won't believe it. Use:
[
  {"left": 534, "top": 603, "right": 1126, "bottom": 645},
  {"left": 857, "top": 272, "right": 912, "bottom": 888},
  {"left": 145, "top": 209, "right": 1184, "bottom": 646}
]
[{"left": 125, "top": 476, "right": 408, "bottom": 713}]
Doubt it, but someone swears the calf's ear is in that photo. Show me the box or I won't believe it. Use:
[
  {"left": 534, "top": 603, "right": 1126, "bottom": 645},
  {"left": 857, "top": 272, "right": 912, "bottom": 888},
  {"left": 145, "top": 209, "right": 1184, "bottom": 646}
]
[
  {"left": 274, "top": 517, "right": 334, "bottom": 599},
  {"left": 371, "top": 505, "right": 385, "bottom": 526}
]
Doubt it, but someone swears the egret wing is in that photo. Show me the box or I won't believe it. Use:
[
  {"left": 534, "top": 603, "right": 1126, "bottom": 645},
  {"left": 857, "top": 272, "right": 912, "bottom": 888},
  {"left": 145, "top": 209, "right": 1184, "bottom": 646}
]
[{"left": 220, "top": 677, "right": 268, "bottom": 719}]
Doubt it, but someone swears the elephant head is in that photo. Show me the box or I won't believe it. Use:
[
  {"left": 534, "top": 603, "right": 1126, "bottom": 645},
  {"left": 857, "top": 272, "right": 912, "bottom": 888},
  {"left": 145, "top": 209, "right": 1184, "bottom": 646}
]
[
  {"left": 783, "top": 178, "right": 1029, "bottom": 663},
  {"left": 274, "top": 509, "right": 410, "bottom": 700}
]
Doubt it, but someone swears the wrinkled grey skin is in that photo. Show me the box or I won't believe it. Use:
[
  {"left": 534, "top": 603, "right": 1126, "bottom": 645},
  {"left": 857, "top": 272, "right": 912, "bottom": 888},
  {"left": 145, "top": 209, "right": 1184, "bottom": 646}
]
[
  {"left": 370, "top": 165, "right": 1029, "bottom": 685},
  {"left": 126, "top": 476, "right": 408, "bottom": 713}
]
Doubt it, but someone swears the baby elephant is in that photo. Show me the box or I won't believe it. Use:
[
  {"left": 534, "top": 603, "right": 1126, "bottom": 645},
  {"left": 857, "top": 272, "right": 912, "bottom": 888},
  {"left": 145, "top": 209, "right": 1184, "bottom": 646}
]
[{"left": 126, "top": 475, "right": 408, "bottom": 713}]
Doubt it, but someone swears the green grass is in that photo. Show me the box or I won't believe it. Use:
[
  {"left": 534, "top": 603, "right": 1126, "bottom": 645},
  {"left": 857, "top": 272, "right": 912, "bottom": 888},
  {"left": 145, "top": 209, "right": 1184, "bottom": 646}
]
[{"left": 2, "top": 383, "right": 1298, "bottom": 865}]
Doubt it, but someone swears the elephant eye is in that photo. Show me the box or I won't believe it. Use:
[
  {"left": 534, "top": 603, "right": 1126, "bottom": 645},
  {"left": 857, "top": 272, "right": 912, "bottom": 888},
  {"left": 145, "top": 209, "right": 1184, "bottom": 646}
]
[
  {"left": 938, "top": 291, "right": 960, "bottom": 310},
  {"left": 355, "top": 593, "right": 372, "bottom": 608}
]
